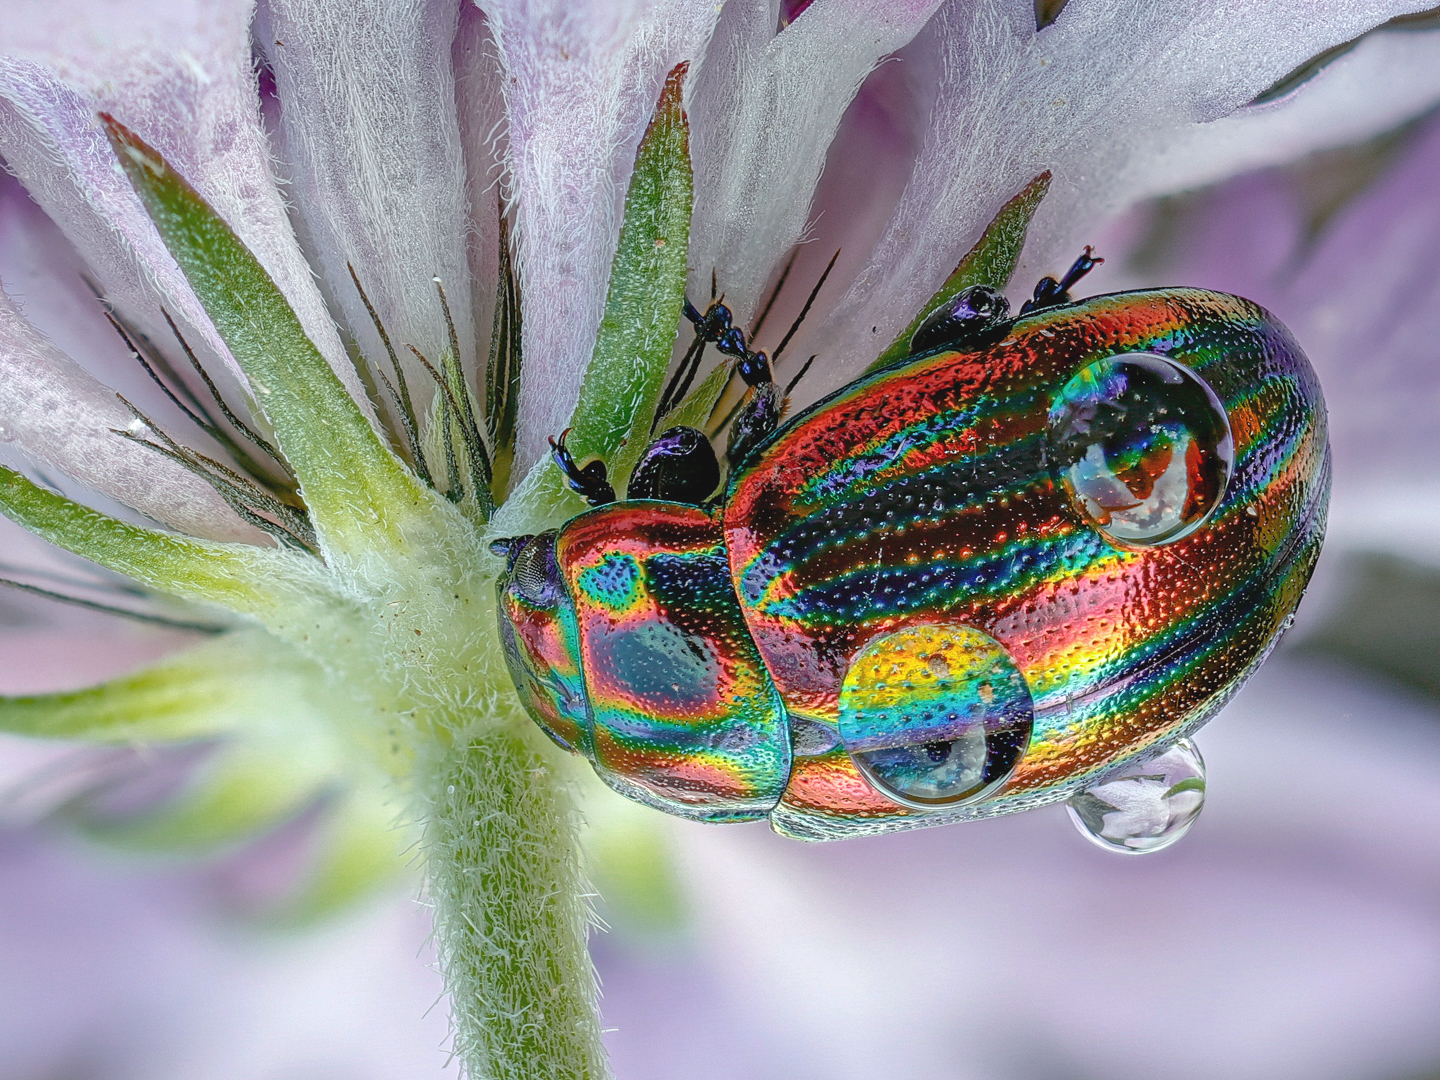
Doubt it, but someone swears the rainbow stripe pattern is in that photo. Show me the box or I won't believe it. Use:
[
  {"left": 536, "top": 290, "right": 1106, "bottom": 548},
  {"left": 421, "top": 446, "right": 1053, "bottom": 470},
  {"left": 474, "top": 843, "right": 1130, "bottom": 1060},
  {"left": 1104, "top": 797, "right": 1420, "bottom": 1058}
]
[
  {"left": 556, "top": 502, "right": 791, "bottom": 821},
  {"left": 496, "top": 288, "right": 1328, "bottom": 839}
]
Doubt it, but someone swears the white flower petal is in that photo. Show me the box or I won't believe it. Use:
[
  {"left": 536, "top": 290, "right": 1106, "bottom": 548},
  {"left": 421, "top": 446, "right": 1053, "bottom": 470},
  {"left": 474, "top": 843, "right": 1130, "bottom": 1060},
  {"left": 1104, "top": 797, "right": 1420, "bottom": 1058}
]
[
  {"left": 801, "top": 0, "right": 1440, "bottom": 385},
  {"left": 481, "top": 0, "right": 722, "bottom": 469},
  {"left": 453, "top": 3, "right": 509, "bottom": 382},
  {"left": 686, "top": 0, "right": 944, "bottom": 325},
  {"left": 0, "top": 286, "right": 251, "bottom": 541},
  {"left": 0, "top": 0, "right": 358, "bottom": 403},
  {"left": 1130, "top": 29, "right": 1440, "bottom": 205},
  {"left": 257, "top": 0, "right": 478, "bottom": 391}
]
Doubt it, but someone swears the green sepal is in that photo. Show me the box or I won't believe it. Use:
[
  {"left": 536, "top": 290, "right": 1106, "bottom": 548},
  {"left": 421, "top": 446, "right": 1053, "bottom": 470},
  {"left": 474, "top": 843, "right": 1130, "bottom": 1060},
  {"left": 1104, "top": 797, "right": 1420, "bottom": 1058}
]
[
  {"left": 560, "top": 62, "right": 694, "bottom": 489},
  {"left": 273, "top": 780, "right": 414, "bottom": 925},
  {"left": 0, "top": 465, "right": 323, "bottom": 620},
  {"left": 866, "top": 171, "right": 1051, "bottom": 375},
  {"left": 103, "top": 115, "right": 429, "bottom": 556},
  {"left": 489, "top": 63, "right": 695, "bottom": 536},
  {"left": 69, "top": 736, "right": 333, "bottom": 854},
  {"left": 0, "top": 631, "right": 323, "bottom": 743}
]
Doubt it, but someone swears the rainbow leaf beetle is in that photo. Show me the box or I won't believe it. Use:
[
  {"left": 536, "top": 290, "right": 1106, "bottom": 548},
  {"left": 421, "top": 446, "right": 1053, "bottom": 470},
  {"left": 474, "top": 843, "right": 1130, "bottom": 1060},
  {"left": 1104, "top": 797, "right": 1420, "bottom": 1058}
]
[{"left": 494, "top": 247, "right": 1329, "bottom": 841}]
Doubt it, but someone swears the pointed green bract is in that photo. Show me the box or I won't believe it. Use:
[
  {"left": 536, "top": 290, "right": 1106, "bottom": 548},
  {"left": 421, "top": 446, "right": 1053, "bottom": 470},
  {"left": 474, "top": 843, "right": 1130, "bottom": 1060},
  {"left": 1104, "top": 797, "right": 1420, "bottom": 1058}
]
[
  {"left": 489, "top": 63, "right": 696, "bottom": 536},
  {"left": 275, "top": 781, "right": 413, "bottom": 925},
  {"left": 562, "top": 62, "right": 694, "bottom": 490},
  {"left": 0, "top": 631, "right": 323, "bottom": 743},
  {"left": 0, "top": 465, "right": 320, "bottom": 619},
  {"left": 72, "top": 737, "right": 332, "bottom": 853},
  {"left": 866, "top": 172, "right": 1052, "bottom": 374},
  {"left": 103, "top": 115, "right": 429, "bottom": 556}
]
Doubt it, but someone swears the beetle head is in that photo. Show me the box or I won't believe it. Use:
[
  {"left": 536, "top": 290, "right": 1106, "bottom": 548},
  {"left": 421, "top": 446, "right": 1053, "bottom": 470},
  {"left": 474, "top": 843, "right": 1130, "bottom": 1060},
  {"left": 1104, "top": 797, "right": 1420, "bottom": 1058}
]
[{"left": 494, "top": 531, "right": 591, "bottom": 753}]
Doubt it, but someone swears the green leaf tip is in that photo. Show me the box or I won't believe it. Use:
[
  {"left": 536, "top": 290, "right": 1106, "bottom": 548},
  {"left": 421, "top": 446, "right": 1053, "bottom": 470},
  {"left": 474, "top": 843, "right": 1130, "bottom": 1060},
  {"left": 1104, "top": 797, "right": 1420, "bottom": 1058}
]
[
  {"left": 562, "top": 61, "right": 694, "bottom": 491},
  {"left": 101, "top": 113, "right": 426, "bottom": 555},
  {"left": 867, "top": 171, "right": 1052, "bottom": 374}
]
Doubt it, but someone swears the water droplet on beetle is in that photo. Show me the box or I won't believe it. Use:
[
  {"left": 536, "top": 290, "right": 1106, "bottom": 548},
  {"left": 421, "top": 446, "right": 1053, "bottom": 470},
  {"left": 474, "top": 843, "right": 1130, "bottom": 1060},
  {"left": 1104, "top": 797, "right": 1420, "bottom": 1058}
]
[
  {"left": 1048, "top": 354, "right": 1232, "bottom": 546},
  {"left": 1066, "top": 738, "right": 1205, "bottom": 853},
  {"left": 839, "top": 624, "right": 1033, "bottom": 808}
]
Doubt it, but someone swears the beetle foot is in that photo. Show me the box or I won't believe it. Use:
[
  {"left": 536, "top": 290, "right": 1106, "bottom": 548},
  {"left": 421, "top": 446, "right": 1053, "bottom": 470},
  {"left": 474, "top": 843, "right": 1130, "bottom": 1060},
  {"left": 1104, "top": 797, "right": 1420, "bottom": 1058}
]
[
  {"left": 549, "top": 429, "right": 616, "bottom": 506},
  {"left": 1020, "top": 246, "right": 1102, "bottom": 315}
]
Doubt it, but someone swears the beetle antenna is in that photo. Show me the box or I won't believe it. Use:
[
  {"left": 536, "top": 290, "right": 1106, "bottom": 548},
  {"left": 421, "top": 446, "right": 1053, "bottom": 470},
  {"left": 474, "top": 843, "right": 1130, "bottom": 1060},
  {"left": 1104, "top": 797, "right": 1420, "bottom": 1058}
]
[
  {"left": 771, "top": 249, "right": 839, "bottom": 365},
  {"left": 1058, "top": 245, "right": 1102, "bottom": 292}
]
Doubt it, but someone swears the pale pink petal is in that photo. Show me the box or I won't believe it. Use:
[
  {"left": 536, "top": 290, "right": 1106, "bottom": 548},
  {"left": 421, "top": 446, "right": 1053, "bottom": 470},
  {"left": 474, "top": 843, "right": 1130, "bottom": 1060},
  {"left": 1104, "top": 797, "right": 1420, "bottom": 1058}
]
[
  {"left": 481, "top": 0, "right": 723, "bottom": 469},
  {"left": 0, "top": 285, "right": 252, "bottom": 541},
  {"left": 1125, "top": 29, "right": 1440, "bottom": 208},
  {"left": 454, "top": 3, "right": 508, "bottom": 388},
  {"left": 799, "top": 0, "right": 1440, "bottom": 387},
  {"left": 0, "top": 0, "right": 360, "bottom": 404},
  {"left": 256, "top": 0, "right": 479, "bottom": 391},
  {"left": 685, "top": 0, "right": 945, "bottom": 326}
]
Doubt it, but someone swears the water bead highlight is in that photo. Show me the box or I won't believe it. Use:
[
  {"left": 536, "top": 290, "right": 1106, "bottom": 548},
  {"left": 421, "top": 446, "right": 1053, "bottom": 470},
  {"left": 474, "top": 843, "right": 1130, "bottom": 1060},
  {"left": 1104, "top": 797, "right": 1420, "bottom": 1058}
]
[
  {"left": 1048, "top": 354, "right": 1233, "bottom": 546},
  {"left": 1065, "top": 739, "right": 1207, "bottom": 853}
]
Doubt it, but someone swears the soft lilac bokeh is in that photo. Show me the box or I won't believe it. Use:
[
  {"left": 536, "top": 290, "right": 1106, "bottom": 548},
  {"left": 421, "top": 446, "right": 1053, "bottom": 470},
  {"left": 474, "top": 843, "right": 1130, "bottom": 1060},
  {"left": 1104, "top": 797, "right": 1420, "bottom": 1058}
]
[{"left": 3, "top": 2, "right": 1440, "bottom": 1078}]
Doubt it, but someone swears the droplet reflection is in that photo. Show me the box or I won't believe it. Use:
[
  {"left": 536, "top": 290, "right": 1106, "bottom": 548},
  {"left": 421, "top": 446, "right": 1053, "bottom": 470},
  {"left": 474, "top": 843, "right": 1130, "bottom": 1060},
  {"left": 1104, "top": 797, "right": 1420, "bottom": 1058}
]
[
  {"left": 839, "top": 624, "right": 1033, "bottom": 808},
  {"left": 1048, "top": 353, "right": 1232, "bottom": 546},
  {"left": 1066, "top": 738, "right": 1206, "bottom": 853}
]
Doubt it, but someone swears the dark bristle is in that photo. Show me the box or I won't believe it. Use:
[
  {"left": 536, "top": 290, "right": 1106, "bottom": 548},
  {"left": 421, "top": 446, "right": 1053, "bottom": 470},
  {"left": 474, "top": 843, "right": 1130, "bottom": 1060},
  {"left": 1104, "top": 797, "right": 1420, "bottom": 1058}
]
[
  {"left": 160, "top": 310, "right": 296, "bottom": 485},
  {"left": 784, "top": 354, "right": 818, "bottom": 397},
  {"left": 0, "top": 576, "right": 227, "bottom": 633},
  {"left": 409, "top": 343, "right": 494, "bottom": 514},
  {"left": 349, "top": 264, "right": 432, "bottom": 487},
  {"left": 749, "top": 249, "right": 798, "bottom": 340},
  {"left": 114, "top": 396, "right": 317, "bottom": 552},
  {"left": 484, "top": 207, "right": 522, "bottom": 484},
  {"left": 771, "top": 249, "right": 839, "bottom": 365},
  {"left": 652, "top": 332, "right": 707, "bottom": 433}
]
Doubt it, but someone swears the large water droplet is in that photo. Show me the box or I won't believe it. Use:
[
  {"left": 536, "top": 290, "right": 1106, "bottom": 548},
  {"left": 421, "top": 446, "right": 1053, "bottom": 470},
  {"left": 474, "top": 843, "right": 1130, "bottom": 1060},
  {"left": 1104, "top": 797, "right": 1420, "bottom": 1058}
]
[
  {"left": 839, "top": 623, "right": 1032, "bottom": 809},
  {"left": 1066, "top": 738, "right": 1206, "bottom": 853},
  {"left": 1048, "top": 354, "right": 1232, "bottom": 546}
]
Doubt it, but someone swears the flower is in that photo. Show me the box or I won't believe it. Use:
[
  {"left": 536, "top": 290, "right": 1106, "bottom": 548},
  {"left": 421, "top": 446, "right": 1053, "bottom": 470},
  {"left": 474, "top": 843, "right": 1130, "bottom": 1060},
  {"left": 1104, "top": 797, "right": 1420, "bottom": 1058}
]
[{"left": 2, "top": 1, "right": 1440, "bottom": 1078}]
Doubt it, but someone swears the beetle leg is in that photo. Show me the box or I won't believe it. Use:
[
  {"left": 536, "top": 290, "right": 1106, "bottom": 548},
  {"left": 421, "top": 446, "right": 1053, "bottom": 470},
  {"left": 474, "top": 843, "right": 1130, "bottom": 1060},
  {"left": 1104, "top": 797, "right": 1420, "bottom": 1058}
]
[
  {"left": 726, "top": 380, "right": 783, "bottom": 469},
  {"left": 549, "top": 428, "right": 616, "bottom": 506},
  {"left": 1020, "top": 246, "right": 1103, "bottom": 315}
]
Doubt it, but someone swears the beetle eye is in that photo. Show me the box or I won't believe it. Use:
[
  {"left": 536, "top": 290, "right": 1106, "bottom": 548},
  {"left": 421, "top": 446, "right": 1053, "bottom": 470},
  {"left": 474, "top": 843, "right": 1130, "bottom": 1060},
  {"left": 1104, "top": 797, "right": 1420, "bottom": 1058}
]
[
  {"left": 1047, "top": 353, "right": 1233, "bottom": 546},
  {"left": 508, "top": 531, "right": 563, "bottom": 607},
  {"left": 838, "top": 625, "right": 1033, "bottom": 809}
]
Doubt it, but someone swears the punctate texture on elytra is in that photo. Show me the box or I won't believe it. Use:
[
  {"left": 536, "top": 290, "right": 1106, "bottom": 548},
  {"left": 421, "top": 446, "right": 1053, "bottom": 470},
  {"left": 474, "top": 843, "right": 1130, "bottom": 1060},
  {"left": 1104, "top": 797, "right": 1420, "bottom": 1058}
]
[{"left": 498, "top": 288, "right": 1329, "bottom": 840}]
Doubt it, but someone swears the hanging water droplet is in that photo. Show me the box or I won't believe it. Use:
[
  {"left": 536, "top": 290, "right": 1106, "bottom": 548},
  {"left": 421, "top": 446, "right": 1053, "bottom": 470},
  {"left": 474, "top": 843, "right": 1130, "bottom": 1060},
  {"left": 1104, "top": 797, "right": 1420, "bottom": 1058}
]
[{"left": 1066, "top": 738, "right": 1205, "bottom": 854}]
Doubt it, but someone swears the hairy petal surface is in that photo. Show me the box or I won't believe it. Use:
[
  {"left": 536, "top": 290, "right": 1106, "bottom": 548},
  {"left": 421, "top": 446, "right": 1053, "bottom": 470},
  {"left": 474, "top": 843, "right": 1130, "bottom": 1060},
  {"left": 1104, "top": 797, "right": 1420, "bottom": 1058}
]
[
  {"left": 686, "top": 0, "right": 943, "bottom": 324},
  {"left": 0, "top": 0, "right": 356, "bottom": 400},
  {"left": 803, "top": 0, "right": 1440, "bottom": 383},
  {"left": 453, "top": 2, "right": 508, "bottom": 408},
  {"left": 258, "top": 0, "right": 478, "bottom": 386},
  {"left": 480, "top": 0, "right": 720, "bottom": 470},
  {"left": 0, "top": 289, "right": 249, "bottom": 540}
]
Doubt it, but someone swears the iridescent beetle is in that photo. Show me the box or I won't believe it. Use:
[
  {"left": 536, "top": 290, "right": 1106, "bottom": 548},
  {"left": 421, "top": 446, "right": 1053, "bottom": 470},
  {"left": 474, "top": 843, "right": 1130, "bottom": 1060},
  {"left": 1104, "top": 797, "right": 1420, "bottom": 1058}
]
[{"left": 494, "top": 251, "right": 1329, "bottom": 841}]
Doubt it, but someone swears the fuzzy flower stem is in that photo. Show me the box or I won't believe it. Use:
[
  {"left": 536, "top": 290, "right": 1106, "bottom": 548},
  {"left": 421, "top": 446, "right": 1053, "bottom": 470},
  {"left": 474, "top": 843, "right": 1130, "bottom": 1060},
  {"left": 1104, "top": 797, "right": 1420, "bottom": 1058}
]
[{"left": 425, "top": 712, "right": 606, "bottom": 1080}]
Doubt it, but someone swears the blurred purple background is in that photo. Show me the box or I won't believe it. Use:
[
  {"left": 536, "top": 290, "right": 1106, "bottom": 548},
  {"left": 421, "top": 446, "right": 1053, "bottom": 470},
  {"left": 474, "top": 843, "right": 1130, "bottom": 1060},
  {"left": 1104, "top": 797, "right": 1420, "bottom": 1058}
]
[{"left": 4, "top": 44, "right": 1440, "bottom": 1080}]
